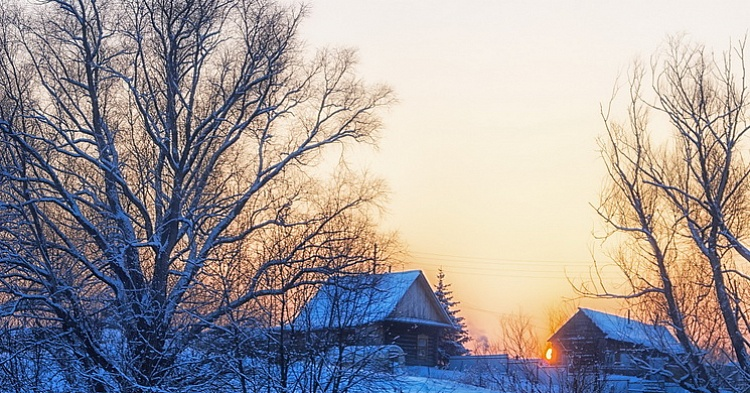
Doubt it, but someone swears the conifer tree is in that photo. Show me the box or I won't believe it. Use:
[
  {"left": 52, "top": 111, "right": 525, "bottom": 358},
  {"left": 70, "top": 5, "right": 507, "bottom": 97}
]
[{"left": 434, "top": 268, "right": 470, "bottom": 366}]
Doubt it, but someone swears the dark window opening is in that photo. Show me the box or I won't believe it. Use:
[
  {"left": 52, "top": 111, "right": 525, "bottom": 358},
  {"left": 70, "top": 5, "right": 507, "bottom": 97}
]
[{"left": 417, "top": 334, "right": 428, "bottom": 359}]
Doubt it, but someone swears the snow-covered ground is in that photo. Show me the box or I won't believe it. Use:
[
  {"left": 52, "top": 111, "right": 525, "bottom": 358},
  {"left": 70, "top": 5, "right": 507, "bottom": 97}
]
[{"left": 393, "top": 375, "right": 502, "bottom": 393}]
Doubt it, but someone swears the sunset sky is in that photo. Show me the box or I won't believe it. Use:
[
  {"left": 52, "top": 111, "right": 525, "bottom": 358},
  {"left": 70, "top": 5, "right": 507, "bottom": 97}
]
[{"left": 298, "top": 1, "right": 750, "bottom": 348}]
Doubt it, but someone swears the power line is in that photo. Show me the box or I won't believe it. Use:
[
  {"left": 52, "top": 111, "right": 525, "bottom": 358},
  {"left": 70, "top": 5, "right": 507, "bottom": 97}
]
[
  {"left": 402, "top": 250, "right": 627, "bottom": 280},
  {"left": 410, "top": 250, "right": 592, "bottom": 265},
  {"left": 461, "top": 303, "right": 504, "bottom": 316},
  {"left": 414, "top": 258, "right": 614, "bottom": 273},
  {"left": 408, "top": 260, "right": 626, "bottom": 280},
  {"left": 413, "top": 266, "right": 624, "bottom": 280},
  {"left": 460, "top": 301, "right": 547, "bottom": 331}
]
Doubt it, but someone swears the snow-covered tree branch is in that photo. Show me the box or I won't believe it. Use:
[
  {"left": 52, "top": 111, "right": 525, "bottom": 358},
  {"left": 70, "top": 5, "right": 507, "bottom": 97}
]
[
  {"left": 0, "top": 0, "right": 394, "bottom": 391},
  {"left": 587, "top": 37, "right": 750, "bottom": 393}
]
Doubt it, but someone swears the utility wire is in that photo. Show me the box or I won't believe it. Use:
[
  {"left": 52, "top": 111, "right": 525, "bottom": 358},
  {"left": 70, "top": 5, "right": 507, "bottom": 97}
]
[
  {"left": 410, "top": 250, "right": 592, "bottom": 265},
  {"left": 408, "top": 259, "right": 625, "bottom": 280}
]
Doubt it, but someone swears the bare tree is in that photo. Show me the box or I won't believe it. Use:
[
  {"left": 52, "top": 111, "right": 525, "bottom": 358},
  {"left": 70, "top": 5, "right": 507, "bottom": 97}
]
[
  {"left": 498, "top": 310, "right": 541, "bottom": 360},
  {"left": 234, "top": 193, "right": 399, "bottom": 393},
  {"left": 589, "top": 37, "right": 750, "bottom": 392},
  {"left": 0, "top": 0, "right": 393, "bottom": 391}
]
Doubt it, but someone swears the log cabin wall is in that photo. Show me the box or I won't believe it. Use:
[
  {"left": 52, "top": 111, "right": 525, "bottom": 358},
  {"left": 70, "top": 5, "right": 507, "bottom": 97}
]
[
  {"left": 549, "top": 310, "right": 678, "bottom": 377},
  {"left": 550, "top": 311, "right": 608, "bottom": 369},
  {"left": 382, "top": 322, "right": 441, "bottom": 367}
]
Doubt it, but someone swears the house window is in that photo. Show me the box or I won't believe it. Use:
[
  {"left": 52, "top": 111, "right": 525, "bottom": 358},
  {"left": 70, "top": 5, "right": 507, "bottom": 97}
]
[
  {"left": 605, "top": 351, "right": 615, "bottom": 366},
  {"left": 417, "top": 334, "right": 428, "bottom": 359}
]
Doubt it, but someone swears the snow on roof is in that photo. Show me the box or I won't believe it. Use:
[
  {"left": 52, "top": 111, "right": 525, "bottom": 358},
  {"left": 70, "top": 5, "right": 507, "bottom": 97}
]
[
  {"left": 295, "top": 270, "right": 448, "bottom": 329},
  {"left": 579, "top": 308, "right": 683, "bottom": 354}
]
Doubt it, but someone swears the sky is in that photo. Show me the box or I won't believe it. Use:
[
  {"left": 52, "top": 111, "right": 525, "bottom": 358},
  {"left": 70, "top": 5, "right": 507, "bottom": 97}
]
[{"left": 296, "top": 0, "right": 750, "bottom": 350}]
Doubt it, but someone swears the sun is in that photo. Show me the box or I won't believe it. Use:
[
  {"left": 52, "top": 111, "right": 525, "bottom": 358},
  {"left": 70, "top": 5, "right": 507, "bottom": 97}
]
[{"left": 544, "top": 346, "right": 553, "bottom": 361}]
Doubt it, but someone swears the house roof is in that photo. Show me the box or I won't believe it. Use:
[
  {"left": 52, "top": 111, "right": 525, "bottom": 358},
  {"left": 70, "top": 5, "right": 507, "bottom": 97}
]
[
  {"left": 294, "top": 270, "right": 454, "bottom": 330},
  {"left": 556, "top": 308, "right": 684, "bottom": 354}
]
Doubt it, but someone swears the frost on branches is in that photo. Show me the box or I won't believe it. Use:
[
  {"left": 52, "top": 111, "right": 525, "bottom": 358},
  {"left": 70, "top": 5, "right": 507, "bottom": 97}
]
[
  {"left": 434, "top": 268, "right": 470, "bottom": 366},
  {"left": 0, "top": 0, "right": 394, "bottom": 391}
]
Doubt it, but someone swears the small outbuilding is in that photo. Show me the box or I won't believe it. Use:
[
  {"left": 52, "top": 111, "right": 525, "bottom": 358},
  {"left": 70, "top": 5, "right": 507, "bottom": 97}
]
[
  {"left": 294, "top": 270, "right": 454, "bottom": 367},
  {"left": 547, "top": 308, "right": 683, "bottom": 377}
]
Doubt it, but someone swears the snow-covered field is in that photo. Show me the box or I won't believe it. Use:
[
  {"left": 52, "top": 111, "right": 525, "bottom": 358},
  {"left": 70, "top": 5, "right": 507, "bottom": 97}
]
[{"left": 394, "top": 376, "right": 501, "bottom": 393}]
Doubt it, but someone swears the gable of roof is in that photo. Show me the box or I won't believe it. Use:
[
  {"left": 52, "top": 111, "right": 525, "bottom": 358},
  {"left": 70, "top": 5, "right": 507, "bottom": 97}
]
[
  {"left": 551, "top": 308, "right": 683, "bottom": 354},
  {"left": 388, "top": 271, "right": 454, "bottom": 327},
  {"left": 294, "top": 270, "right": 454, "bottom": 330}
]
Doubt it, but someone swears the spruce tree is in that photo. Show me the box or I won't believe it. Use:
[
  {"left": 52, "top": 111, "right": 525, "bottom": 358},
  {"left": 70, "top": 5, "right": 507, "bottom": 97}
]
[{"left": 434, "top": 268, "right": 470, "bottom": 366}]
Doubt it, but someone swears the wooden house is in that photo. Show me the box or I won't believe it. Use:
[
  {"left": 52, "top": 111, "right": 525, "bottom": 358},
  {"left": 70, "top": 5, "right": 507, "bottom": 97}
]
[
  {"left": 293, "top": 270, "right": 454, "bottom": 367},
  {"left": 547, "top": 308, "right": 683, "bottom": 377}
]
